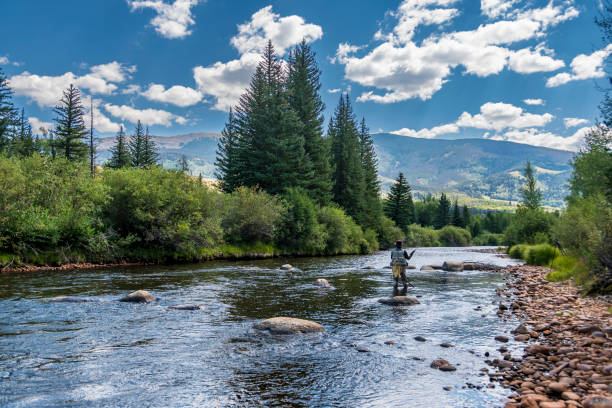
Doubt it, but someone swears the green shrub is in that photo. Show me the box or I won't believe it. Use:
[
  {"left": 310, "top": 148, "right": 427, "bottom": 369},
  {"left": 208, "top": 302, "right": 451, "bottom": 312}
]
[
  {"left": 472, "top": 232, "right": 504, "bottom": 246},
  {"left": 508, "top": 244, "right": 528, "bottom": 259},
  {"left": 524, "top": 244, "right": 560, "bottom": 266},
  {"left": 547, "top": 256, "right": 590, "bottom": 283},
  {"left": 437, "top": 225, "right": 471, "bottom": 247},
  {"left": 404, "top": 224, "right": 440, "bottom": 247},
  {"left": 376, "top": 215, "right": 404, "bottom": 249},
  {"left": 317, "top": 205, "right": 373, "bottom": 255},
  {"left": 503, "top": 207, "right": 556, "bottom": 246},
  {"left": 276, "top": 188, "right": 325, "bottom": 254}
]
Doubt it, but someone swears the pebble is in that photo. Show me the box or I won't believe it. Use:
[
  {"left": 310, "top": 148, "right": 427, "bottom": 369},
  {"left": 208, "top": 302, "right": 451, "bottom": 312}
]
[{"left": 414, "top": 336, "right": 427, "bottom": 342}]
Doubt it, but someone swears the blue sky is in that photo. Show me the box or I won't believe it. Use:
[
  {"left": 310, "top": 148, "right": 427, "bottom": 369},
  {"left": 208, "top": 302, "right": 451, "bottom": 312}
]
[{"left": 0, "top": 0, "right": 609, "bottom": 151}]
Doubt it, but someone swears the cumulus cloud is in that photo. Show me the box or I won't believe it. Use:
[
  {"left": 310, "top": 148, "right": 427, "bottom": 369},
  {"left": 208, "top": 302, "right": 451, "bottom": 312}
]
[
  {"left": 104, "top": 103, "right": 186, "bottom": 126},
  {"left": 337, "top": 0, "right": 579, "bottom": 104},
  {"left": 9, "top": 62, "right": 136, "bottom": 107},
  {"left": 564, "top": 117, "right": 589, "bottom": 128},
  {"left": 330, "top": 43, "right": 364, "bottom": 64},
  {"left": 524, "top": 98, "right": 545, "bottom": 105},
  {"left": 0, "top": 56, "right": 8, "bottom": 65},
  {"left": 391, "top": 123, "right": 459, "bottom": 138},
  {"left": 90, "top": 99, "right": 123, "bottom": 133},
  {"left": 28, "top": 117, "right": 53, "bottom": 133},
  {"left": 481, "top": 0, "right": 519, "bottom": 19},
  {"left": 327, "top": 88, "right": 342, "bottom": 94},
  {"left": 193, "top": 6, "right": 322, "bottom": 111},
  {"left": 488, "top": 126, "right": 591, "bottom": 151},
  {"left": 230, "top": 6, "right": 323, "bottom": 55},
  {"left": 142, "top": 83, "right": 203, "bottom": 107},
  {"left": 456, "top": 102, "right": 553, "bottom": 131},
  {"left": 128, "top": 0, "right": 200, "bottom": 39},
  {"left": 546, "top": 44, "right": 612, "bottom": 87}
]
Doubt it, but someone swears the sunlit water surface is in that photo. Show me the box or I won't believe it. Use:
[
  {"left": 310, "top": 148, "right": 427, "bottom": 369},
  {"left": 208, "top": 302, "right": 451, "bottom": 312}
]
[{"left": 0, "top": 247, "right": 523, "bottom": 407}]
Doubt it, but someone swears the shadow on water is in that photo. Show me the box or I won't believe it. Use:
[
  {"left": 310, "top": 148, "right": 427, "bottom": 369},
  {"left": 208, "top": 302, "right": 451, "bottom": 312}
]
[{"left": 0, "top": 247, "right": 521, "bottom": 407}]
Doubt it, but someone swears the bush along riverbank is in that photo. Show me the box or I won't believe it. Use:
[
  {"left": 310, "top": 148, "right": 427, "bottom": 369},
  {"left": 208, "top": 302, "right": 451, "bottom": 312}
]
[{"left": 491, "top": 264, "right": 612, "bottom": 408}]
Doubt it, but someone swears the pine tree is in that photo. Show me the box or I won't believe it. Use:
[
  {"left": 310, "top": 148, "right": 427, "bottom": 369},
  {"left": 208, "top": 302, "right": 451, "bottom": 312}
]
[
  {"left": 234, "top": 41, "right": 308, "bottom": 195},
  {"left": 89, "top": 98, "right": 95, "bottom": 176},
  {"left": 329, "top": 94, "right": 365, "bottom": 223},
  {"left": 434, "top": 193, "right": 451, "bottom": 229},
  {"left": 384, "top": 172, "right": 414, "bottom": 232},
  {"left": 141, "top": 126, "right": 159, "bottom": 168},
  {"left": 11, "top": 108, "right": 35, "bottom": 157},
  {"left": 520, "top": 160, "right": 542, "bottom": 210},
  {"left": 451, "top": 198, "right": 463, "bottom": 227},
  {"left": 215, "top": 108, "right": 241, "bottom": 193},
  {"left": 53, "top": 84, "right": 88, "bottom": 161},
  {"left": 462, "top": 204, "right": 471, "bottom": 228},
  {"left": 178, "top": 155, "right": 190, "bottom": 174},
  {"left": 359, "top": 117, "right": 384, "bottom": 229},
  {"left": 130, "top": 120, "right": 146, "bottom": 168},
  {"left": 0, "top": 68, "right": 17, "bottom": 154},
  {"left": 107, "top": 125, "right": 131, "bottom": 169},
  {"left": 287, "top": 40, "right": 331, "bottom": 204}
]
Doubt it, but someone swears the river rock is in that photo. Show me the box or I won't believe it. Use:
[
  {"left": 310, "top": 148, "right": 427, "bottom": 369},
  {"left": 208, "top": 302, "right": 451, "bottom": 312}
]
[
  {"left": 442, "top": 261, "right": 463, "bottom": 271},
  {"left": 168, "top": 304, "right": 204, "bottom": 310},
  {"left": 362, "top": 266, "right": 376, "bottom": 270},
  {"left": 280, "top": 264, "right": 294, "bottom": 271},
  {"left": 514, "top": 324, "right": 529, "bottom": 334},
  {"left": 440, "top": 342, "right": 453, "bottom": 348},
  {"left": 420, "top": 265, "right": 434, "bottom": 271},
  {"left": 378, "top": 296, "right": 420, "bottom": 306},
  {"left": 583, "top": 396, "right": 612, "bottom": 408},
  {"left": 414, "top": 336, "right": 427, "bottom": 342},
  {"left": 431, "top": 359, "right": 449, "bottom": 369},
  {"left": 548, "top": 382, "right": 567, "bottom": 394},
  {"left": 49, "top": 296, "right": 93, "bottom": 303},
  {"left": 439, "top": 365, "right": 457, "bottom": 372},
  {"left": 119, "top": 290, "right": 157, "bottom": 303},
  {"left": 495, "top": 335, "right": 509, "bottom": 342},
  {"left": 314, "top": 278, "right": 333, "bottom": 289},
  {"left": 253, "top": 317, "right": 324, "bottom": 334},
  {"left": 430, "top": 264, "right": 443, "bottom": 269},
  {"left": 407, "top": 265, "right": 416, "bottom": 269}
]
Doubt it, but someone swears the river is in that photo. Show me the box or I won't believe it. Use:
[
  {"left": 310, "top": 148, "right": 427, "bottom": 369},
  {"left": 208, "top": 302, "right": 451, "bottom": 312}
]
[{"left": 0, "top": 247, "right": 523, "bottom": 407}]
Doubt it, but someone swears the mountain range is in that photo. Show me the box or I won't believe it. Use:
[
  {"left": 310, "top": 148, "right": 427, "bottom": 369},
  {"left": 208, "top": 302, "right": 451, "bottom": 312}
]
[{"left": 95, "top": 132, "right": 575, "bottom": 208}]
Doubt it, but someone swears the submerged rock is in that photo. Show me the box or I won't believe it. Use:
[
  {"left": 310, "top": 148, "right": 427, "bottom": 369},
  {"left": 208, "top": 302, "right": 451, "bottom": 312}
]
[
  {"left": 414, "top": 336, "right": 427, "bottom": 342},
  {"left": 49, "top": 296, "right": 94, "bottom": 303},
  {"left": 280, "top": 264, "right": 293, "bottom": 271},
  {"left": 431, "top": 359, "right": 450, "bottom": 369},
  {"left": 494, "top": 335, "right": 509, "bottom": 342},
  {"left": 253, "top": 317, "right": 324, "bottom": 334},
  {"left": 362, "top": 266, "right": 376, "bottom": 270},
  {"left": 420, "top": 265, "right": 434, "bottom": 271},
  {"left": 119, "top": 290, "right": 157, "bottom": 303},
  {"left": 314, "top": 278, "right": 333, "bottom": 289},
  {"left": 168, "top": 304, "right": 204, "bottom": 310},
  {"left": 442, "top": 261, "right": 463, "bottom": 272},
  {"left": 378, "top": 296, "right": 420, "bottom": 306},
  {"left": 407, "top": 265, "right": 416, "bottom": 269}
]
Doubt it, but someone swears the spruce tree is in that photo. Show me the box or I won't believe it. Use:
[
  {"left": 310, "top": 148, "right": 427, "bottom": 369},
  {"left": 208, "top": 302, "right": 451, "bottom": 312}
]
[
  {"left": 451, "top": 198, "right": 463, "bottom": 227},
  {"left": 434, "top": 193, "right": 451, "bottom": 229},
  {"left": 141, "top": 126, "right": 159, "bottom": 168},
  {"left": 178, "top": 155, "right": 190, "bottom": 174},
  {"left": 287, "top": 40, "right": 331, "bottom": 204},
  {"left": 384, "top": 172, "right": 414, "bottom": 232},
  {"left": 11, "top": 108, "right": 35, "bottom": 157},
  {"left": 462, "top": 204, "right": 471, "bottom": 229},
  {"left": 329, "top": 94, "right": 365, "bottom": 223},
  {"left": 130, "top": 120, "right": 146, "bottom": 168},
  {"left": 53, "top": 84, "right": 88, "bottom": 161},
  {"left": 234, "top": 41, "right": 308, "bottom": 195},
  {"left": 215, "top": 108, "right": 241, "bottom": 193},
  {"left": 520, "top": 160, "right": 542, "bottom": 210},
  {"left": 107, "top": 125, "right": 131, "bottom": 169},
  {"left": 359, "top": 117, "right": 384, "bottom": 229},
  {"left": 0, "top": 68, "right": 17, "bottom": 154}
]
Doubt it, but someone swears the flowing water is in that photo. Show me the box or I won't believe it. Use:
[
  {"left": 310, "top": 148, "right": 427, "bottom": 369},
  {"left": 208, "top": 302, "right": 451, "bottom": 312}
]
[{"left": 0, "top": 247, "right": 523, "bottom": 408}]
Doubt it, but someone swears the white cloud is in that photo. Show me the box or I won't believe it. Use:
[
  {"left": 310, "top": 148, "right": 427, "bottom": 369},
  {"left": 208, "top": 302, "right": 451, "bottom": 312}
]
[
  {"left": 128, "top": 0, "right": 200, "bottom": 39},
  {"left": 338, "top": 0, "right": 579, "bottom": 104},
  {"left": 90, "top": 99, "right": 123, "bottom": 133},
  {"left": 193, "top": 6, "right": 322, "bottom": 111},
  {"left": 481, "top": 0, "right": 519, "bottom": 19},
  {"left": 489, "top": 126, "right": 592, "bottom": 151},
  {"left": 327, "top": 88, "right": 342, "bottom": 94},
  {"left": 456, "top": 102, "right": 553, "bottom": 131},
  {"left": 330, "top": 43, "right": 364, "bottom": 64},
  {"left": 391, "top": 123, "right": 459, "bottom": 138},
  {"left": 0, "top": 56, "right": 8, "bottom": 65},
  {"left": 524, "top": 98, "right": 545, "bottom": 105},
  {"left": 104, "top": 103, "right": 186, "bottom": 126},
  {"left": 564, "top": 117, "right": 589, "bottom": 128},
  {"left": 508, "top": 44, "right": 564, "bottom": 73},
  {"left": 546, "top": 44, "right": 612, "bottom": 87},
  {"left": 142, "top": 83, "right": 202, "bottom": 107},
  {"left": 230, "top": 5, "right": 323, "bottom": 55},
  {"left": 28, "top": 117, "right": 53, "bottom": 133},
  {"left": 9, "top": 62, "right": 135, "bottom": 107},
  {"left": 122, "top": 84, "right": 142, "bottom": 94}
]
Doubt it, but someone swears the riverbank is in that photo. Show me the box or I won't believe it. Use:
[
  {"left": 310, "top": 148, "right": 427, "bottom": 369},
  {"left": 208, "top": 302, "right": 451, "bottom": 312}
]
[{"left": 491, "top": 264, "right": 612, "bottom": 408}]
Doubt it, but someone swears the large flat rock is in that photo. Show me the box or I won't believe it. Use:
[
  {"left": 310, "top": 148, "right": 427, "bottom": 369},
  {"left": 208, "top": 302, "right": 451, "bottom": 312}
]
[
  {"left": 253, "top": 317, "right": 325, "bottom": 334},
  {"left": 442, "top": 261, "right": 464, "bottom": 271},
  {"left": 378, "top": 296, "right": 420, "bottom": 306},
  {"left": 119, "top": 290, "right": 157, "bottom": 303}
]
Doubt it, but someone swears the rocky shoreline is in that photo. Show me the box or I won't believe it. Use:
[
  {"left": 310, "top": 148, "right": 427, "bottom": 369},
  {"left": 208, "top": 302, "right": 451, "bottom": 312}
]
[{"left": 491, "top": 265, "right": 612, "bottom": 408}]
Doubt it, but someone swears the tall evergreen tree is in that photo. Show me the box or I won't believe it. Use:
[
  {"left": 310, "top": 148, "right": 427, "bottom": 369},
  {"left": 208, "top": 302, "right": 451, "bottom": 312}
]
[
  {"left": 359, "top": 117, "right": 384, "bottom": 229},
  {"left": 130, "top": 120, "right": 146, "bottom": 168},
  {"left": 178, "top": 155, "right": 190, "bottom": 174},
  {"left": 11, "top": 108, "right": 35, "bottom": 157},
  {"left": 215, "top": 108, "right": 241, "bottom": 193},
  {"left": 462, "top": 204, "right": 471, "bottom": 229},
  {"left": 107, "top": 125, "right": 131, "bottom": 169},
  {"left": 520, "top": 160, "right": 542, "bottom": 210},
  {"left": 384, "top": 172, "right": 414, "bottom": 232},
  {"left": 451, "top": 198, "right": 463, "bottom": 227},
  {"left": 53, "top": 84, "right": 88, "bottom": 161},
  {"left": 0, "top": 68, "right": 17, "bottom": 154},
  {"left": 287, "top": 40, "right": 331, "bottom": 204},
  {"left": 234, "top": 41, "right": 309, "bottom": 195},
  {"left": 141, "top": 126, "right": 159, "bottom": 168},
  {"left": 329, "top": 94, "right": 365, "bottom": 223},
  {"left": 89, "top": 98, "right": 95, "bottom": 176},
  {"left": 434, "top": 193, "right": 451, "bottom": 229}
]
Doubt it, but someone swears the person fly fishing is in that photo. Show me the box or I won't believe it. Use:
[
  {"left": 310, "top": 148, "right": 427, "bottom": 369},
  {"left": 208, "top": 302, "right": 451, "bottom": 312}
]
[{"left": 390, "top": 240, "right": 416, "bottom": 290}]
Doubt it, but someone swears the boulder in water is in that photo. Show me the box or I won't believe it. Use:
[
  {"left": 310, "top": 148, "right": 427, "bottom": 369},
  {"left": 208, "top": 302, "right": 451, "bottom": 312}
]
[
  {"left": 314, "top": 278, "right": 333, "bottom": 289},
  {"left": 119, "top": 290, "right": 157, "bottom": 303},
  {"left": 168, "top": 304, "right": 204, "bottom": 310},
  {"left": 442, "top": 261, "right": 463, "bottom": 271},
  {"left": 362, "top": 266, "right": 376, "bottom": 270},
  {"left": 378, "top": 296, "right": 420, "bottom": 306},
  {"left": 420, "top": 265, "right": 434, "bottom": 271},
  {"left": 253, "top": 317, "right": 325, "bottom": 334},
  {"left": 280, "top": 264, "right": 293, "bottom": 270},
  {"left": 49, "top": 296, "right": 93, "bottom": 303},
  {"left": 407, "top": 265, "right": 416, "bottom": 269}
]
